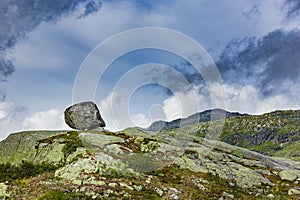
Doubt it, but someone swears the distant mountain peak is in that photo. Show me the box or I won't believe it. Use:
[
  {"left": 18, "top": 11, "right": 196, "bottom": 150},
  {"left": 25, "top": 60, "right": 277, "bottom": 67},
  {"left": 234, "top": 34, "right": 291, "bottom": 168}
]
[{"left": 147, "top": 109, "right": 248, "bottom": 132}]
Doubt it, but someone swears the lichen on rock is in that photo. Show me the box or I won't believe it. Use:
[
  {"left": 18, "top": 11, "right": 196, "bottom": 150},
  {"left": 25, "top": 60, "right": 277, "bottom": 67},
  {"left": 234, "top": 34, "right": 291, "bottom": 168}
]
[
  {"left": 0, "top": 182, "right": 9, "bottom": 198},
  {"left": 279, "top": 169, "right": 300, "bottom": 182},
  {"left": 1, "top": 110, "right": 300, "bottom": 199}
]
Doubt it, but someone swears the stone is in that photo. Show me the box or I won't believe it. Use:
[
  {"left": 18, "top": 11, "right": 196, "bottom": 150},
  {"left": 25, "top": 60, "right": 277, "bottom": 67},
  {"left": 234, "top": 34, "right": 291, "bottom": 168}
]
[
  {"left": 0, "top": 183, "right": 9, "bottom": 197},
  {"left": 108, "top": 182, "right": 118, "bottom": 187},
  {"left": 279, "top": 170, "right": 300, "bottom": 182},
  {"left": 288, "top": 188, "right": 300, "bottom": 195},
  {"left": 64, "top": 101, "right": 105, "bottom": 130},
  {"left": 1, "top": 110, "right": 300, "bottom": 199},
  {"left": 134, "top": 185, "right": 143, "bottom": 191},
  {"left": 0, "top": 130, "right": 73, "bottom": 165},
  {"left": 222, "top": 191, "right": 234, "bottom": 199},
  {"left": 55, "top": 152, "right": 131, "bottom": 184},
  {"left": 119, "top": 183, "right": 133, "bottom": 190},
  {"left": 79, "top": 132, "right": 123, "bottom": 147}
]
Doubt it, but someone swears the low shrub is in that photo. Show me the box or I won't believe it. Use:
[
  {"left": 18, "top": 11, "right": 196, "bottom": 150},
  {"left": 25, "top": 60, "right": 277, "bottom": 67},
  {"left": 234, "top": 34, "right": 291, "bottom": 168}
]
[{"left": 0, "top": 161, "right": 59, "bottom": 182}]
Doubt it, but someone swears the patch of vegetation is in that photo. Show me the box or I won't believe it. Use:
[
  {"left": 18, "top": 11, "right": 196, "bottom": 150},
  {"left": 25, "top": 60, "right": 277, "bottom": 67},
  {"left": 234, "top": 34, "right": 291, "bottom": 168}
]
[
  {"left": 0, "top": 161, "right": 59, "bottom": 182},
  {"left": 146, "top": 165, "right": 247, "bottom": 199},
  {"left": 37, "top": 131, "right": 83, "bottom": 161},
  {"left": 162, "top": 129, "right": 178, "bottom": 137},
  {"left": 184, "top": 149, "right": 199, "bottom": 159},
  {"left": 125, "top": 154, "right": 165, "bottom": 173},
  {"left": 248, "top": 141, "right": 282, "bottom": 155},
  {"left": 102, "top": 167, "right": 134, "bottom": 180},
  {"left": 231, "top": 148, "right": 244, "bottom": 158},
  {"left": 195, "top": 122, "right": 209, "bottom": 137},
  {"left": 145, "top": 165, "right": 296, "bottom": 199},
  {"left": 272, "top": 140, "right": 300, "bottom": 161},
  {"left": 115, "top": 136, "right": 158, "bottom": 153},
  {"left": 99, "top": 130, "right": 130, "bottom": 139},
  {"left": 61, "top": 132, "right": 83, "bottom": 159},
  {"left": 191, "top": 110, "right": 300, "bottom": 161},
  {"left": 38, "top": 189, "right": 92, "bottom": 200}
]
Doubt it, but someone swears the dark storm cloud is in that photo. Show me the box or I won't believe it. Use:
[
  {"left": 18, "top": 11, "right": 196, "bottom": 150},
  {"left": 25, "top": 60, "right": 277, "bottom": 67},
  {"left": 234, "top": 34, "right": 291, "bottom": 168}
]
[
  {"left": 0, "top": 0, "right": 102, "bottom": 100},
  {"left": 149, "top": 29, "right": 300, "bottom": 98},
  {"left": 285, "top": 0, "right": 300, "bottom": 17},
  {"left": 145, "top": 60, "right": 205, "bottom": 96},
  {"left": 217, "top": 29, "right": 300, "bottom": 95}
]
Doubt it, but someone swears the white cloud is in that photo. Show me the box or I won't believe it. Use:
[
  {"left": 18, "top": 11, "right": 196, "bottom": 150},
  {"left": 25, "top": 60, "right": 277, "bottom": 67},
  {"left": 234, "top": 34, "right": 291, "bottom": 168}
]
[
  {"left": 22, "top": 108, "right": 69, "bottom": 130},
  {"left": 131, "top": 113, "right": 151, "bottom": 128},
  {"left": 160, "top": 82, "right": 300, "bottom": 123},
  {"left": 98, "top": 91, "right": 150, "bottom": 131},
  {"left": 10, "top": 0, "right": 294, "bottom": 72},
  {"left": 0, "top": 101, "right": 12, "bottom": 121},
  {"left": 99, "top": 91, "right": 126, "bottom": 131},
  {"left": 0, "top": 111, "right": 7, "bottom": 120},
  {"left": 0, "top": 101, "right": 28, "bottom": 140},
  {"left": 0, "top": 102, "right": 69, "bottom": 141},
  {"left": 162, "top": 88, "right": 209, "bottom": 121},
  {"left": 1, "top": 0, "right": 299, "bottom": 139}
]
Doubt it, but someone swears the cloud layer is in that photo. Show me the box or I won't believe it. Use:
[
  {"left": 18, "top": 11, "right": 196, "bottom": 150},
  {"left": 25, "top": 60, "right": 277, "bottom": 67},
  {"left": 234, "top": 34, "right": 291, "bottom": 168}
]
[
  {"left": 285, "top": 0, "right": 300, "bottom": 17},
  {"left": 0, "top": 0, "right": 101, "bottom": 100},
  {"left": 1, "top": 0, "right": 300, "bottom": 139},
  {"left": 0, "top": 101, "right": 69, "bottom": 140}
]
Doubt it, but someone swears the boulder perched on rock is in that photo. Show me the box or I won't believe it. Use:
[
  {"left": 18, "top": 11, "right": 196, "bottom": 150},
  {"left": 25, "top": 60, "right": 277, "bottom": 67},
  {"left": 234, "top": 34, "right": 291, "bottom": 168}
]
[{"left": 64, "top": 101, "right": 105, "bottom": 130}]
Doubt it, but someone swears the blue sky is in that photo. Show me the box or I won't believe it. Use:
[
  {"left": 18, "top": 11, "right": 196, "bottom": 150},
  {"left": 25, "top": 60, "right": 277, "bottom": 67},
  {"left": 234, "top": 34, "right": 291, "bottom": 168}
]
[{"left": 0, "top": 0, "right": 300, "bottom": 140}]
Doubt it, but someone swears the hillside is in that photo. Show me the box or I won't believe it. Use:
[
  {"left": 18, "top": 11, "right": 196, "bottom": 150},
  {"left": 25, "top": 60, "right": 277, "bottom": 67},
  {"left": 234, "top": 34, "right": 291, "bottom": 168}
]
[
  {"left": 0, "top": 126, "right": 300, "bottom": 199},
  {"left": 147, "top": 109, "right": 247, "bottom": 132},
  {"left": 151, "top": 109, "right": 300, "bottom": 161}
]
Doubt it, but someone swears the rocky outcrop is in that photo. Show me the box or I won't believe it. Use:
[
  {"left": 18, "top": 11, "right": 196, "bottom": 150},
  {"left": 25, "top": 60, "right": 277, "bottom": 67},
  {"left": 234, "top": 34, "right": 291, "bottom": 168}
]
[
  {"left": 1, "top": 127, "right": 300, "bottom": 199},
  {"left": 0, "top": 130, "right": 69, "bottom": 165},
  {"left": 52, "top": 129, "right": 300, "bottom": 198},
  {"left": 1, "top": 109, "right": 300, "bottom": 199},
  {"left": 279, "top": 170, "right": 300, "bottom": 182},
  {"left": 64, "top": 101, "right": 105, "bottom": 130}
]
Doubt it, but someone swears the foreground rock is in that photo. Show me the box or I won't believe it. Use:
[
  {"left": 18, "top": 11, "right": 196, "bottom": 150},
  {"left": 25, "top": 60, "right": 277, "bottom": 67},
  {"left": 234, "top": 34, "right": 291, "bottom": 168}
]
[
  {"left": 1, "top": 128, "right": 300, "bottom": 199},
  {"left": 0, "top": 183, "right": 9, "bottom": 198},
  {"left": 64, "top": 101, "right": 105, "bottom": 130}
]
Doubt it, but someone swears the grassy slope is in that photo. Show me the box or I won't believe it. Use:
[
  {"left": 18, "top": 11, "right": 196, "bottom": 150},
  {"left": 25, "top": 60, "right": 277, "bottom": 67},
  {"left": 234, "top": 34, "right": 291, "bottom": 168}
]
[
  {"left": 1, "top": 127, "right": 300, "bottom": 199},
  {"left": 162, "top": 110, "right": 300, "bottom": 161}
]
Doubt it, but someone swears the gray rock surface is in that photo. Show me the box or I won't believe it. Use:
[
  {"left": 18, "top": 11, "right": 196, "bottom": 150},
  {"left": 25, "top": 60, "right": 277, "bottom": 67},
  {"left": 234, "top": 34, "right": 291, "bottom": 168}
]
[
  {"left": 279, "top": 170, "right": 300, "bottom": 181},
  {"left": 0, "top": 130, "right": 68, "bottom": 165},
  {"left": 1, "top": 109, "right": 300, "bottom": 199},
  {"left": 0, "top": 183, "right": 9, "bottom": 198},
  {"left": 64, "top": 101, "right": 105, "bottom": 130},
  {"left": 288, "top": 188, "right": 300, "bottom": 195},
  {"left": 1, "top": 128, "right": 300, "bottom": 198}
]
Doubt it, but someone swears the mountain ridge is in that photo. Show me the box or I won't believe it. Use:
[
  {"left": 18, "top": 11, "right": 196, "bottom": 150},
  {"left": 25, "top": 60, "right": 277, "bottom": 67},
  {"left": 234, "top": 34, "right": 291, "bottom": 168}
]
[
  {"left": 151, "top": 109, "right": 300, "bottom": 161},
  {"left": 147, "top": 108, "right": 248, "bottom": 132}
]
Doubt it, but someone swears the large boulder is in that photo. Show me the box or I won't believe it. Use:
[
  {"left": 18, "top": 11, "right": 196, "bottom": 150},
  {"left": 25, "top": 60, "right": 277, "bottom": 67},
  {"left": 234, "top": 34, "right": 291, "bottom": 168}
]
[{"left": 64, "top": 101, "right": 105, "bottom": 130}]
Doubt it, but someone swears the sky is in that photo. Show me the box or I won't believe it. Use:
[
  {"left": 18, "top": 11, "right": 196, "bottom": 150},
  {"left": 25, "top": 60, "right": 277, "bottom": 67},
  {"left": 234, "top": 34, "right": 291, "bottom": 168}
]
[{"left": 0, "top": 0, "right": 300, "bottom": 140}]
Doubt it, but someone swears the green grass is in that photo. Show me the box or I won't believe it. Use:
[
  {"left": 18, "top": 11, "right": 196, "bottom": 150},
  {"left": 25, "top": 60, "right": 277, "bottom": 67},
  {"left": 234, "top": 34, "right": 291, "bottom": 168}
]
[
  {"left": 102, "top": 167, "right": 135, "bottom": 180},
  {"left": 187, "top": 110, "right": 300, "bottom": 161},
  {"left": 0, "top": 161, "right": 59, "bottom": 182},
  {"left": 38, "top": 131, "right": 83, "bottom": 162},
  {"left": 38, "top": 189, "right": 92, "bottom": 200}
]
